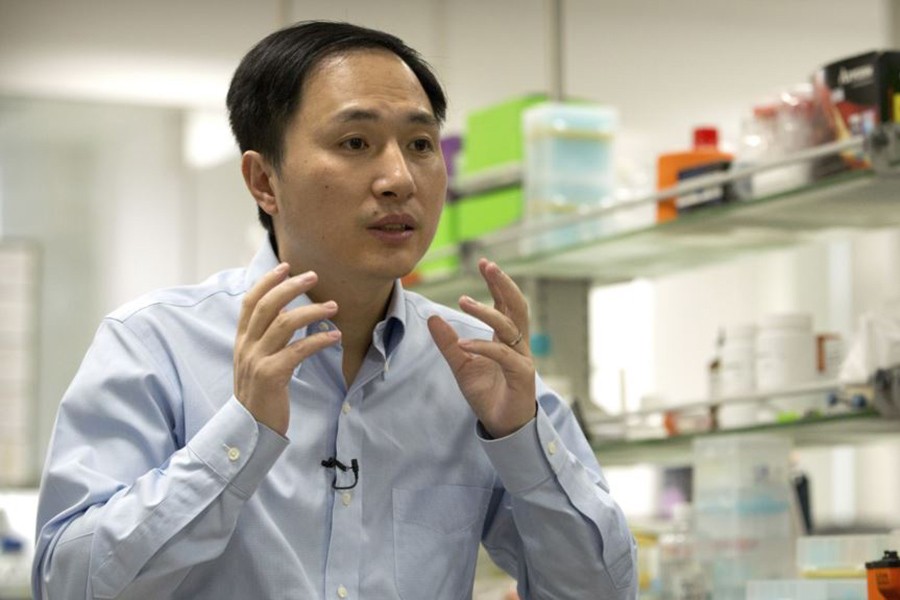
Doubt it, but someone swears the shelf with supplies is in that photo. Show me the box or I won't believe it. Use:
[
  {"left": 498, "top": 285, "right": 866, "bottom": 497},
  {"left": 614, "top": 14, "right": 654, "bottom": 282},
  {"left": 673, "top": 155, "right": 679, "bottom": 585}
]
[
  {"left": 583, "top": 377, "right": 900, "bottom": 467},
  {"left": 410, "top": 133, "right": 900, "bottom": 306},
  {"left": 408, "top": 129, "right": 900, "bottom": 468}
]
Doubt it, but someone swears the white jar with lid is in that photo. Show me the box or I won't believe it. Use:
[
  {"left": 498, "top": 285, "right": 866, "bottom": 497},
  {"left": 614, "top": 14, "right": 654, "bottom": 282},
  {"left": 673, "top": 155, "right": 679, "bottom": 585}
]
[
  {"left": 755, "top": 313, "right": 816, "bottom": 391},
  {"left": 718, "top": 324, "right": 758, "bottom": 428}
]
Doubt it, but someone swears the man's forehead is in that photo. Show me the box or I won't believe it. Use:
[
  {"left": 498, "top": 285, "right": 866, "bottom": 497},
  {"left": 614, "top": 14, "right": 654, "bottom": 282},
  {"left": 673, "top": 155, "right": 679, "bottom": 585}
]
[
  {"left": 330, "top": 106, "right": 439, "bottom": 127},
  {"left": 296, "top": 52, "right": 436, "bottom": 125}
]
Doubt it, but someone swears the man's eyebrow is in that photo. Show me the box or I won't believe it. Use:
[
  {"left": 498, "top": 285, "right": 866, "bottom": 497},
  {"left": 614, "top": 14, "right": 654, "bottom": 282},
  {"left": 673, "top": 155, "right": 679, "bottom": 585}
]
[{"left": 333, "top": 108, "right": 439, "bottom": 127}]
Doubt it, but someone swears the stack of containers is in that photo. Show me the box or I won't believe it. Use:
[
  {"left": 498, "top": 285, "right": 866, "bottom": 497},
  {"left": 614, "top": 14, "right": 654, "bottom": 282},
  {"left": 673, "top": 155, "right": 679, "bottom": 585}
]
[
  {"left": 521, "top": 102, "right": 618, "bottom": 253},
  {"left": 692, "top": 434, "right": 796, "bottom": 600}
]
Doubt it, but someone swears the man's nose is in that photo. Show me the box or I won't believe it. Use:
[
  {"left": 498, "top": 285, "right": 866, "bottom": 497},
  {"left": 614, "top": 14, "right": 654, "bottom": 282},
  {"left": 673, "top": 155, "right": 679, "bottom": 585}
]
[{"left": 373, "top": 142, "right": 416, "bottom": 200}]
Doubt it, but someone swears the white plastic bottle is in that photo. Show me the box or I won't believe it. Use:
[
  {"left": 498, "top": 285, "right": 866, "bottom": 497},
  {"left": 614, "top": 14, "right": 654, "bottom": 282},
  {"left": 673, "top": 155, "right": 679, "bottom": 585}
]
[{"left": 718, "top": 324, "right": 758, "bottom": 428}]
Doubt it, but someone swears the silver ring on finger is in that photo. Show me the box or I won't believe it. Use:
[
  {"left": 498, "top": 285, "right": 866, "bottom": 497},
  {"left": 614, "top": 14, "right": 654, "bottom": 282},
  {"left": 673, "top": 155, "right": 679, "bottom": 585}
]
[{"left": 505, "top": 330, "right": 524, "bottom": 348}]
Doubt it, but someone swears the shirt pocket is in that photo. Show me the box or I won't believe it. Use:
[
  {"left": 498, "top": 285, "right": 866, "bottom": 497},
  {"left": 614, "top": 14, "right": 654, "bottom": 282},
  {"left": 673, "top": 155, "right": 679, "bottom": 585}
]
[{"left": 393, "top": 485, "right": 492, "bottom": 600}]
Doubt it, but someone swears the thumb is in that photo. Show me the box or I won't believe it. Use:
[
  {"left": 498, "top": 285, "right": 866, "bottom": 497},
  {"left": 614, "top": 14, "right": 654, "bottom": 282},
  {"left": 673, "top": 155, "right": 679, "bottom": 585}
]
[{"left": 427, "top": 315, "right": 468, "bottom": 373}]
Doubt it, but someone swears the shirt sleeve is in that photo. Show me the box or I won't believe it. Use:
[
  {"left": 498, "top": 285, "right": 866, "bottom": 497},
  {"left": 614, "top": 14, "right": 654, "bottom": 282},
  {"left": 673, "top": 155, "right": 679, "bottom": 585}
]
[
  {"left": 32, "top": 319, "right": 288, "bottom": 600},
  {"left": 477, "top": 380, "right": 638, "bottom": 600}
]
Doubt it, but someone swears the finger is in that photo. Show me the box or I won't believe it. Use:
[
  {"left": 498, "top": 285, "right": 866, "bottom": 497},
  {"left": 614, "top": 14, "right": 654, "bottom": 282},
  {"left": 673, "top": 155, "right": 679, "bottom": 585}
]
[
  {"left": 427, "top": 315, "right": 470, "bottom": 374},
  {"left": 478, "top": 259, "right": 529, "bottom": 330},
  {"left": 282, "top": 329, "right": 343, "bottom": 366},
  {"left": 458, "top": 295, "right": 520, "bottom": 348},
  {"left": 257, "top": 300, "right": 339, "bottom": 353},
  {"left": 245, "top": 271, "right": 318, "bottom": 341},
  {"left": 238, "top": 262, "right": 290, "bottom": 335},
  {"left": 457, "top": 338, "right": 530, "bottom": 372}
]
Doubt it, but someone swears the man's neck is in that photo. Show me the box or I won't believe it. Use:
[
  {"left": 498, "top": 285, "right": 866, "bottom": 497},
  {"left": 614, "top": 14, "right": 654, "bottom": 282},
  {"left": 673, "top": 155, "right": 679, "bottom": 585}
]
[{"left": 306, "top": 275, "right": 395, "bottom": 387}]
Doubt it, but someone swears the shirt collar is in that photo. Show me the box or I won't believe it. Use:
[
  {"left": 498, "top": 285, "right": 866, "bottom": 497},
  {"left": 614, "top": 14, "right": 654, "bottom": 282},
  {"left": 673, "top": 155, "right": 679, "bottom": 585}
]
[
  {"left": 377, "top": 280, "right": 407, "bottom": 359},
  {"left": 243, "top": 239, "right": 408, "bottom": 356}
]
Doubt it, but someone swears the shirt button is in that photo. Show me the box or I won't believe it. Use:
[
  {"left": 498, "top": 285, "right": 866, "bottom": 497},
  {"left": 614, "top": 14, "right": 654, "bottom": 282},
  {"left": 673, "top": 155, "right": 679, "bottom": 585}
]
[
  {"left": 318, "top": 322, "right": 330, "bottom": 332},
  {"left": 342, "top": 492, "right": 352, "bottom": 507},
  {"left": 547, "top": 440, "right": 558, "bottom": 456},
  {"left": 227, "top": 447, "right": 241, "bottom": 462},
  {"left": 341, "top": 402, "right": 351, "bottom": 415},
  {"left": 337, "top": 585, "right": 348, "bottom": 598}
]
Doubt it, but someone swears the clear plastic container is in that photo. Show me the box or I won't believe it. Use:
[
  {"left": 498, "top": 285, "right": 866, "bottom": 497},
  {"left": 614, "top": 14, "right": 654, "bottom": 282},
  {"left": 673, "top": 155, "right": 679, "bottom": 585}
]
[
  {"left": 693, "top": 435, "right": 796, "bottom": 600},
  {"left": 746, "top": 579, "right": 866, "bottom": 600},
  {"left": 522, "top": 103, "right": 617, "bottom": 252},
  {"left": 797, "top": 534, "right": 900, "bottom": 579}
]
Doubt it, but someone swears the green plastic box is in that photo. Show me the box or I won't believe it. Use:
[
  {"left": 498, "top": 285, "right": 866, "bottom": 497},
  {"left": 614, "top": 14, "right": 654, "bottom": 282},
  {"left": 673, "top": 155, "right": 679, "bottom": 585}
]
[
  {"left": 456, "top": 186, "right": 523, "bottom": 242},
  {"left": 414, "top": 202, "right": 459, "bottom": 278},
  {"left": 461, "top": 94, "right": 547, "bottom": 176}
]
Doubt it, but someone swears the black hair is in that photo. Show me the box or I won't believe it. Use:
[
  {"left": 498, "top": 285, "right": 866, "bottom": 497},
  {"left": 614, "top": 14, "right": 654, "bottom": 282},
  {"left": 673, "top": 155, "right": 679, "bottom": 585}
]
[{"left": 226, "top": 20, "right": 447, "bottom": 243}]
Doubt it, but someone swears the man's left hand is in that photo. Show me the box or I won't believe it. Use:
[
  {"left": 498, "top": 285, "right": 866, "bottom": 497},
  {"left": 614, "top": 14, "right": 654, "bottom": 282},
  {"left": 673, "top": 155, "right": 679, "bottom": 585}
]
[{"left": 428, "top": 259, "right": 536, "bottom": 439}]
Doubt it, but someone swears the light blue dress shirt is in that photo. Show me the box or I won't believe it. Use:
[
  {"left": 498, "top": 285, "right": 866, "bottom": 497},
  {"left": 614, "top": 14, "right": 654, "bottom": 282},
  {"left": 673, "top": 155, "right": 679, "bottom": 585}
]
[{"left": 33, "top": 241, "right": 636, "bottom": 599}]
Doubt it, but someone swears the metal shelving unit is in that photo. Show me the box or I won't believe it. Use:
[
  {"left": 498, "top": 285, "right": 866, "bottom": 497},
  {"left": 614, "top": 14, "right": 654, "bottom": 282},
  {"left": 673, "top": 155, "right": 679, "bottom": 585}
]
[{"left": 408, "top": 132, "right": 900, "bottom": 462}]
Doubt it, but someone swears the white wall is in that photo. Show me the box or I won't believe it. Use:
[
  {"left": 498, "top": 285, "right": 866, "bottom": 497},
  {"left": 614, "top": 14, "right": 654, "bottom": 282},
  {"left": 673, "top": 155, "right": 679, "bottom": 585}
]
[{"left": 0, "top": 99, "right": 192, "bottom": 462}]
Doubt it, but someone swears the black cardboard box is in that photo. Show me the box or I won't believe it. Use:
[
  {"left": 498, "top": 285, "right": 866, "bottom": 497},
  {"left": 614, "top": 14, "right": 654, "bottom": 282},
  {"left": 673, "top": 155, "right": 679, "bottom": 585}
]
[{"left": 812, "top": 50, "right": 900, "bottom": 170}]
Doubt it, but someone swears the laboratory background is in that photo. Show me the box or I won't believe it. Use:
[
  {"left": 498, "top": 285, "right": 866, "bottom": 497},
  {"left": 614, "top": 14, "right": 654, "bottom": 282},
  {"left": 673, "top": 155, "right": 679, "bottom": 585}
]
[{"left": 1, "top": 0, "right": 899, "bottom": 598}]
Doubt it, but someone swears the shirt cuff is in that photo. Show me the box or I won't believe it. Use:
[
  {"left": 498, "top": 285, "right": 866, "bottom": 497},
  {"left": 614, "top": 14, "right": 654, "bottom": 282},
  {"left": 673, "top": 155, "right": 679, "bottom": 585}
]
[
  {"left": 477, "top": 407, "right": 568, "bottom": 495},
  {"left": 187, "top": 396, "right": 288, "bottom": 498}
]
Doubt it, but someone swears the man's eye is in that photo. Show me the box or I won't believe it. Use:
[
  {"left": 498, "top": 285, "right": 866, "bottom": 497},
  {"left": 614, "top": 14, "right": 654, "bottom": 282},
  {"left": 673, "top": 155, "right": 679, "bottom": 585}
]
[
  {"left": 342, "top": 137, "right": 367, "bottom": 150},
  {"left": 411, "top": 138, "right": 434, "bottom": 152}
]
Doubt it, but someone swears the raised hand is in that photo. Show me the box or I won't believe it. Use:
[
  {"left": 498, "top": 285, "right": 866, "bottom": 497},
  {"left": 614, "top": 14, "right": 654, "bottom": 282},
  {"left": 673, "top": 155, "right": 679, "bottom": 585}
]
[
  {"left": 234, "top": 263, "right": 341, "bottom": 435},
  {"left": 428, "top": 259, "right": 536, "bottom": 439}
]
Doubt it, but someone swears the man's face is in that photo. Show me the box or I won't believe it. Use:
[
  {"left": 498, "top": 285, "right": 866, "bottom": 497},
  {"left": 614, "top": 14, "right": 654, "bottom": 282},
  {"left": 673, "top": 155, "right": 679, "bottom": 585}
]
[{"left": 266, "top": 49, "right": 447, "bottom": 288}]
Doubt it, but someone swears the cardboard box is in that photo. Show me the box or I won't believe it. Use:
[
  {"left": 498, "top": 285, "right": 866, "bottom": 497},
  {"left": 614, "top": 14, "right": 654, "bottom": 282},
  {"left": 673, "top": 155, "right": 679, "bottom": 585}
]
[{"left": 812, "top": 50, "right": 900, "bottom": 169}]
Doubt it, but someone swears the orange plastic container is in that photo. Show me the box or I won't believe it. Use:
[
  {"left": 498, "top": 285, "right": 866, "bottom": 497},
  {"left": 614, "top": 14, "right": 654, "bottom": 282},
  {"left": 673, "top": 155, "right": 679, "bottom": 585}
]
[
  {"left": 866, "top": 550, "right": 900, "bottom": 600},
  {"left": 656, "top": 127, "right": 733, "bottom": 222}
]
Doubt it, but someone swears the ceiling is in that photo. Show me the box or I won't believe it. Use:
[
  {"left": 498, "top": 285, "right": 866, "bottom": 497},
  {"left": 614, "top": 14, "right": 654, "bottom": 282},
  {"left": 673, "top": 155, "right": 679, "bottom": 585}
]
[{"left": 0, "top": 0, "right": 286, "bottom": 108}]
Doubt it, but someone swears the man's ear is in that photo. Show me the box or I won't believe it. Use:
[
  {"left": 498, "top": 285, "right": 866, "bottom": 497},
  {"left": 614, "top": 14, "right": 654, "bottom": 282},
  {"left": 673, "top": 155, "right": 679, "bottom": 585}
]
[{"left": 241, "top": 151, "right": 278, "bottom": 217}]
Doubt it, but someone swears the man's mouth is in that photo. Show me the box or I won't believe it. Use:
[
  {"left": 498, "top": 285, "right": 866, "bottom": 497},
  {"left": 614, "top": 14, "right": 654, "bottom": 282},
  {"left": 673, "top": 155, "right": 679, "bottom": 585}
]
[
  {"left": 369, "top": 214, "right": 417, "bottom": 232},
  {"left": 375, "top": 223, "right": 414, "bottom": 232}
]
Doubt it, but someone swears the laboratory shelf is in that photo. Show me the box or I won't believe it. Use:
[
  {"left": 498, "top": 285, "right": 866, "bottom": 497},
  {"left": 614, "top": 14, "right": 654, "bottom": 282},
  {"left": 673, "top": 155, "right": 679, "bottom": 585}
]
[
  {"left": 411, "top": 165, "right": 896, "bottom": 305},
  {"left": 585, "top": 378, "right": 900, "bottom": 466},
  {"left": 590, "top": 409, "right": 898, "bottom": 468},
  {"left": 407, "top": 134, "right": 900, "bottom": 468}
]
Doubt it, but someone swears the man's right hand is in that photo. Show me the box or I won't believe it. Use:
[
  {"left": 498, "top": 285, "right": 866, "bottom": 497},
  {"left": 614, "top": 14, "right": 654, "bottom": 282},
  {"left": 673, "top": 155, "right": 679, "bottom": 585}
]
[{"left": 233, "top": 263, "right": 341, "bottom": 436}]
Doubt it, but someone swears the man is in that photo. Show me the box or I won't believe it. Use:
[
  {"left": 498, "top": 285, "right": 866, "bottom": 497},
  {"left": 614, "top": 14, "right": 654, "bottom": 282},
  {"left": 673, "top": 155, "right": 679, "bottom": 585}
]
[{"left": 33, "top": 21, "right": 636, "bottom": 599}]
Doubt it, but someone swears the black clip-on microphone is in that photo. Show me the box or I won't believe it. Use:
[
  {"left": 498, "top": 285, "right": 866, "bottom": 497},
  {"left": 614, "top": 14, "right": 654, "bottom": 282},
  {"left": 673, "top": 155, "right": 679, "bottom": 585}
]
[{"left": 321, "top": 456, "right": 360, "bottom": 490}]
